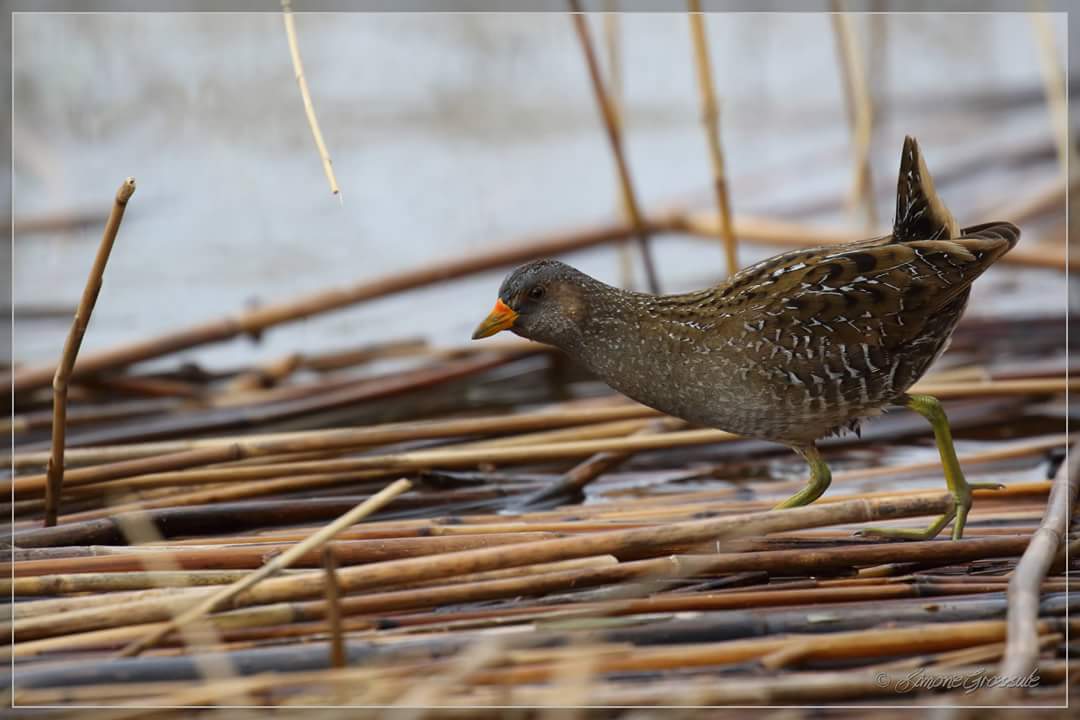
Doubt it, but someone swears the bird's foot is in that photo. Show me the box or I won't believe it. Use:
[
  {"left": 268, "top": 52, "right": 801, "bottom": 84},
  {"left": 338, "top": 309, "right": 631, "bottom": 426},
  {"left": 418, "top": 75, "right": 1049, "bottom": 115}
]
[{"left": 855, "top": 482, "right": 1004, "bottom": 541}]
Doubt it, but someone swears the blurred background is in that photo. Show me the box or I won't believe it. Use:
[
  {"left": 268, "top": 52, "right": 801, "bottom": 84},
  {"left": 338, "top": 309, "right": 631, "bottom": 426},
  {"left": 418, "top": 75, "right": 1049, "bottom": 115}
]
[{"left": 10, "top": 10, "right": 1072, "bottom": 370}]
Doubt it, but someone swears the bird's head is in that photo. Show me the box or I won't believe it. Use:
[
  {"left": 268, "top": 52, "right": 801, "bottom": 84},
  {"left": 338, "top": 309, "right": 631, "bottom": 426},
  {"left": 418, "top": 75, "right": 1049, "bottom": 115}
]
[{"left": 471, "top": 259, "right": 592, "bottom": 347}]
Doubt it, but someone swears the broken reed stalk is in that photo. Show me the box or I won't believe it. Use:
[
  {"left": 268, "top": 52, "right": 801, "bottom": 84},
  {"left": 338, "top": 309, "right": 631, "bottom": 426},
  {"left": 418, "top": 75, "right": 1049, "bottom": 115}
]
[
  {"left": 321, "top": 547, "right": 345, "bottom": 669},
  {"left": 687, "top": 0, "right": 739, "bottom": 276},
  {"left": 509, "top": 417, "right": 682, "bottom": 511},
  {"left": 1028, "top": 11, "right": 1072, "bottom": 183},
  {"left": 44, "top": 177, "right": 136, "bottom": 528},
  {"left": 601, "top": 1, "right": 635, "bottom": 290},
  {"left": 281, "top": 0, "right": 340, "bottom": 199},
  {"left": 997, "top": 444, "right": 1079, "bottom": 691},
  {"left": 829, "top": 4, "right": 877, "bottom": 229},
  {"left": 6, "top": 214, "right": 645, "bottom": 395},
  {"left": 568, "top": 0, "right": 661, "bottom": 294},
  {"left": 118, "top": 478, "right": 411, "bottom": 657}
]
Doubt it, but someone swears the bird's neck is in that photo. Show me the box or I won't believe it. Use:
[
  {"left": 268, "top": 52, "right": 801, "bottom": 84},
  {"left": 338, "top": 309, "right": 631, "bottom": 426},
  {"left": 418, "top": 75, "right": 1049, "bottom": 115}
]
[{"left": 562, "top": 283, "right": 663, "bottom": 381}]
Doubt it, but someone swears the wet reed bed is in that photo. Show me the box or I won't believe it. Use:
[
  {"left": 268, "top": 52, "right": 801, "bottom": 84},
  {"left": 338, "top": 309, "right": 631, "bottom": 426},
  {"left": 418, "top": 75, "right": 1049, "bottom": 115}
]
[
  {"left": 6, "top": 285, "right": 1074, "bottom": 708},
  {"left": 7, "top": 21, "right": 1074, "bottom": 712}
]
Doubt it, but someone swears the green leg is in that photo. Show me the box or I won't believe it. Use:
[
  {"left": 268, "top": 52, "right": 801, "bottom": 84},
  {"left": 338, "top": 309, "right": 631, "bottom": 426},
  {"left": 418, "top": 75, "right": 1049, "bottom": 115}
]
[
  {"left": 774, "top": 444, "right": 832, "bottom": 509},
  {"left": 858, "top": 394, "right": 1003, "bottom": 541}
]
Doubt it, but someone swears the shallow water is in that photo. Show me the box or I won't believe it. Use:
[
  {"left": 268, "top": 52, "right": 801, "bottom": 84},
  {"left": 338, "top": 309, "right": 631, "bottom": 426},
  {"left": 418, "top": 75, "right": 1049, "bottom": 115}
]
[{"left": 11, "top": 12, "right": 1070, "bottom": 369}]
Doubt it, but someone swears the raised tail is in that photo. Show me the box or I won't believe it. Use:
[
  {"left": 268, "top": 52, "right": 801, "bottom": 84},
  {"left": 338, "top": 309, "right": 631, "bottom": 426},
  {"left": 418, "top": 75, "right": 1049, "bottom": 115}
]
[
  {"left": 959, "top": 220, "right": 1021, "bottom": 255},
  {"left": 893, "top": 136, "right": 960, "bottom": 242}
]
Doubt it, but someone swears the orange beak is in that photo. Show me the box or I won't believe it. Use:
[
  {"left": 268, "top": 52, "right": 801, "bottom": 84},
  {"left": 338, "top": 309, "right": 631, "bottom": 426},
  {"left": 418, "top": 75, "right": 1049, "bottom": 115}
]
[{"left": 472, "top": 298, "right": 519, "bottom": 339}]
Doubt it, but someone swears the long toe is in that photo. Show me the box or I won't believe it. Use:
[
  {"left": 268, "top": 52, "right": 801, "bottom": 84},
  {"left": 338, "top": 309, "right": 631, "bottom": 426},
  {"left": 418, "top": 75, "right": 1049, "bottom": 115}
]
[{"left": 855, "top": 509, "right": 956, "bottom": 541}]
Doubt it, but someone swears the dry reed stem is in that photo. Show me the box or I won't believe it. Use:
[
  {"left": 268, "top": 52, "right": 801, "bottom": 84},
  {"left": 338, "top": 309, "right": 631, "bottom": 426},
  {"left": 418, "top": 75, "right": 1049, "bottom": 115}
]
[
  {"left": 669, "top": 209, "right": 1075, "bottom": 271},
  {"left": 494, "top": 660, "right": 1068, "bottom": 706},
  {"left": 6, "top": 403, "right": 656, "bottom": 474},
  {"left": 5, "top": 143, "right": 1066, "bottom": 399},
  {"left": 469, "top": 619, "right": 1061, "bottom": 686},
  {"left": 687, "top": 1, "right": 739, "bottom": 276},
  {"left": 1029, "top": 11, "right": 1072, "bottom": 183},
  {"left": 537, "top": 637, "right": 597, "bottom": 715},
  {"left": 829, "top": 5, "right": 877, "bottom": 229},
  {"left": 568, "top": 0, "right": 660, "bottom": 293},
  {"left": 7, "top": 366, "right": 1063, "bottom": 471},
  {"left": 877, "top": 632, "right": 1060, "bottom": 673},
  {"left": 996, "top": 443, "right": 1078, "bottom": 692},
  {"left": 15, "top": 377, "right": 1066, "bottom": 502},
  {"left": 321, "top": 547, "right": 345, "bottom": 669},
  {"left": 391, "top": 638, "right": 506, "bottom": 714},
  {"left": 112, "top": 507, "right": 251, "bottom": 705},
  {"left": 17, "top": 379, "right": 1066, "bottom": 504},
  {"left": 44, "top": 177, "right": 136, "bottom": 527},
  {"left": 12, "top": 585, "right": 210, "bottom": 621},
  {"left": 6, "top": 570, "right": 264, "bottom": 597},
  {"left": 13, "top": 425, "right": 724, "bottom": 499},
  {"left": 13, "top": 206, "right": 110, "bottom": 236},
  {"left": 9, "top": 493, "right": 959, "bottom": 644},
  {"left": 10, "top": 403, "right": 658, "bottom": 497},
  {"left": 55, "top": 417, "right": 655, "bottom": 500},
  {"left": 7, "top": 533, "right": 568, "bottom": 580},
  {"left": 11, "top": 555, "right": 1035, "bottom": 659},
  {"left": 6, "top": 215, "right": 643, "bottom": 394},
  {"left": 118, "top": 478, "right": 411, "bottom": 657},
  {"left": 602, "top": 2, "right": 635, "bottom": 290},
  {"left": 15, "top": 456, "right": 1052, "bottom": 535},
  {"left": 185, "top": 492, "right": 958, "bottom": 607},
  {"left": 281, "top": 0, "right": 340, "bottom": 200},
  {"left": 7, "top": 557, "right": 617, "bottom": 607},
  {"left": 979, "top": 175, "right": 1072, "bottom": 228},
  {"left": 22, "top": 659, "right": 1068, "bottom": 708},
  {"left": 509, "top": 417, "right": 682, "bottom": 510}
]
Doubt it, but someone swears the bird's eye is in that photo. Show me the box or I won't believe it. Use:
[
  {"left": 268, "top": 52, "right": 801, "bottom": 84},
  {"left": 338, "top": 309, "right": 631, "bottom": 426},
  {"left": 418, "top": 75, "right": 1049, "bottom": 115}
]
[{"left": 528, "top": 286, "right": 545, "bottom": 300}]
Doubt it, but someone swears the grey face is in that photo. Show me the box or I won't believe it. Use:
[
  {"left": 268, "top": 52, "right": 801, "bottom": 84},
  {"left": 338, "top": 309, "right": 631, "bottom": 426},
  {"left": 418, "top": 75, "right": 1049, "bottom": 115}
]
[{"left": 497, "top": 259, "right": 590, "bottom": 348}]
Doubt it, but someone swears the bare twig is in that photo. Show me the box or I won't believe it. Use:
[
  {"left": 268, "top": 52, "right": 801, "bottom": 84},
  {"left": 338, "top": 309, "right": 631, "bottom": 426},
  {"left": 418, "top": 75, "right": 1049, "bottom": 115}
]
[
  {"left": 321, "top": 547, "right": 345, "bottom": 669},
  {"left": 117, "top": 478, "right": 411, "bottom": 657},
  {"left": 829, "top": 4, "right": 877, "bottom": 229},
  {"left": 687, "top": 1, "right": 738, "bottom": 276},
  {"left": 568, "top": 0, "right": 660, "bottom": 293},
  {"left": 44, "top": 177, "right": 136, "bottom": 527},
  {"left": 282, "top": 0, "right": 341, "bottom": 200},
  {"left": 997, "top": 445, "right": 1078, "bottom": 693}
]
